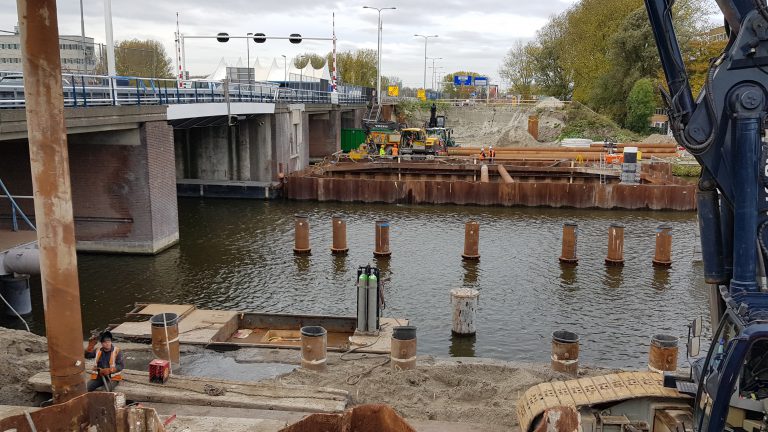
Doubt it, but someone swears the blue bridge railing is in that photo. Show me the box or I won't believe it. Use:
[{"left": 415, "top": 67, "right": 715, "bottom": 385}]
[{"left": 0, "top": 72, "right": 368, "bottom": 108}]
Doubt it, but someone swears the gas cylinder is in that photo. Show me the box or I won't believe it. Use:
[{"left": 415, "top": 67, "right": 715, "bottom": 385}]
[
  {"left": 357, "top": 272, "right": 368, "bottom": 332},
  {"left": 367, "top": 272, "right": 379, "bottom": 332}
]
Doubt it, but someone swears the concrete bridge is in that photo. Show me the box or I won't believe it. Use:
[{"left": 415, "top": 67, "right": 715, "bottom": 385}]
[{"left": 0, "top": 74, "right": 369, "bottom": 254}]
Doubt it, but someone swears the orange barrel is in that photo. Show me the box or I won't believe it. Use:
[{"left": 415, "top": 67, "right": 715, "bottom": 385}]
[
  {"left": 331, "top": 215, "right": 348, "bottom": 255},
  {"left": 294, "top": 214, "right": 311, "bottom": 255},
  {"left": 559, "top": 223, "right": 578, "bottom": 264},
  {"left": 551, "top": 330, "right": 579, "bottom": 375},
  {"left": 462, "top": 221, "right": 480, "bottom": 260},
  {"left": 605, "top": 224, "right": 625, "bottom": 266},
  {"left": 652, "top": 225, "right": 672, "bottom": 267},
  {"left": 390, "top": 326, "right": 417, "bottom": 370},
  {"left": 528, "top": 115, "right": 539, "bottom": 140},
  {"left": 374, "top": 220, "right": 391, "bottom": 257},
  {"left": 300, "top": 326, "right": 327, "bottom": 371},
  {"left": 648, "top": 334, "right": 678, "bottom": 372},
  {"left": 150, "top": 313, "right": 180, "bottom": 370}
]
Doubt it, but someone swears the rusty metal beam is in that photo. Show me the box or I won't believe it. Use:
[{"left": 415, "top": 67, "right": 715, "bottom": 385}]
[{"left": 16, "top": 0, "right": 87, "bottom": 402}]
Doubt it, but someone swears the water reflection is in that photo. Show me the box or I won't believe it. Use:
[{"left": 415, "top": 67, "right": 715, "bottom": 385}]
[
  {"left": 651, "top": 267, "right": 671, "bottom": 291},
  {"left": 559, "top": 263, "right": 577, "bottom": 288},
  {"left": 294, "top": 254, "right": 311, "bottom": 273},
  {"left": 603, "top": 265, "right": 624, "bottom": 290},
  {"left": 449, "top": 333, "right": 476, "bottom": 357},
  {"left": 332, "top": 254, "right": 347, "bottom": 276},
  {"left": 462, "top": 259, "right": 480, "bottom": 287}
]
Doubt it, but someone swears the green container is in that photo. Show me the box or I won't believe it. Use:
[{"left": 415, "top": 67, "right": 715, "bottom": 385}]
[{"left": 341, "top": 128, "right": 367, "bottom": 152}]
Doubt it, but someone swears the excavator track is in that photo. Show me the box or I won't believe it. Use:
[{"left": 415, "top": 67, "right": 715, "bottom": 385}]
[{"left": 516, "top": 371, "right": 688, "bottom": 431}]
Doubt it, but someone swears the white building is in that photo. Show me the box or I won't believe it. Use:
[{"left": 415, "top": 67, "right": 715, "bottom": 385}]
[{"left": 0, "top": 28, "right": 97, "bottom": 73}]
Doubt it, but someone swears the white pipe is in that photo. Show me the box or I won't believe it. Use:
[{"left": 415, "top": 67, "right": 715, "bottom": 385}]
[{"left": 2, "top": 247, "right": 40, "bottom": 276}]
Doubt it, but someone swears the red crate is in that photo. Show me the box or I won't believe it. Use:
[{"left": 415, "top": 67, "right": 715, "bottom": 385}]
[{"left": 149, "top": 359, "right": 170, "bottom": 384}]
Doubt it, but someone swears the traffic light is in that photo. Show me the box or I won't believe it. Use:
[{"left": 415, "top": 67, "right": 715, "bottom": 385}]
[{"left": 253, "top": 33, "right": 266, "bottom": 43}]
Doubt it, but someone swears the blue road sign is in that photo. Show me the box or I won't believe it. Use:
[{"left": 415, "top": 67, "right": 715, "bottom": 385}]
[
  {"left": 473, "top": 76, "right": 488, "bottom": 86},
  {"left": 453, "top": 75, "right": 472, "bottom": 86}
]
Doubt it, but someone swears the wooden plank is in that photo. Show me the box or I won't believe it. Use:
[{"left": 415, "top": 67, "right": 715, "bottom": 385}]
[
  {"left": 29, "top": 370, "right": 348, "bottom": 414},
  {"left": 550, "top": 380, "right": 576, "bottom": 407},
  {"left": 604, "top": 373, "right": 634, "bottom": 399},
  {"left": 590, "top": 375, "right": 618, "bottom": 401},
  {"left": 536, "top": 383, "right": 561, "bottom": 408},
  {"left": 134, "top": 304, "right": 196, "bottom": 320}
]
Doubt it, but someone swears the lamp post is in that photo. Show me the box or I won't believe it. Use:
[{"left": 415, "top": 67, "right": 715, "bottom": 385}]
[
  {"left": 427, "top": 57, "right": 442, "bottom": 90},
  {"left": 246, "top": 32, "right": 253, "bottom": 84},
  {"left": 414, "top": 34, "right": 437, "bottom": 91},
  {"left": 281, "top": 54, "right": 287, "bottom": 82},
  {"left": 363, "top": 6, "right": 396, "bottom": 105}
]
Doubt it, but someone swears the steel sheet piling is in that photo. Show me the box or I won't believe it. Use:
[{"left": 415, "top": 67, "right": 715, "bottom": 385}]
[
  {"left": 462, "top": 221, "right": 480, "bottom": 260},
  {"left": 527, "top": 115, "right": 539, "bottom": 140},
  {"left": 294, "top": 214, "right": 311, "bottom": 255},
  {"left": 652, "top": 225, "right": 672, "bottom": 267},
  {"left": 551, "top": 331, "right": 579, "bottom": 375},
  {"left": 559, "top": 223, "right": 578, "bottom": 264},
  {"left": 374, "top": 220, "right": 391, "bottom": 257},
  {"left": 330, "top": 215, "right": 348, "bottom": 254},
  {"left": 605, "top": 224, "right": 625, "bottom": 266},
  {"left": 17, "top": 0, "right": 87, "bottom": 402}
]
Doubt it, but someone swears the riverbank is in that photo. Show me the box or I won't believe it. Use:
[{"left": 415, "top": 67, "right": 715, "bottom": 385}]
[{"left": 0, "top": 327, "right": 620, "bottom": 429}]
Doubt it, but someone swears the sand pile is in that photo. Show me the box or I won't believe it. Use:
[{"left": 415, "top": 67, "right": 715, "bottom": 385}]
[
  {"left": 276, "top": 357, "right": 617, "bottom": 428},
  {"left": 0, "top": 328, "right": 49, "bottom": 406}
]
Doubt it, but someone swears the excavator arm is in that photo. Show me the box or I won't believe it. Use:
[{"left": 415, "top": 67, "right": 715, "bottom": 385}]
[{"left": 646, "top": 0, "right": 768, "bottom": 296}]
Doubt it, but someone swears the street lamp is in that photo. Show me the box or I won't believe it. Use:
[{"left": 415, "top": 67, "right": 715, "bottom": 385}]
[
  {"left": 281, "top": 54, "right": 287, "bottom": 82},
  {"left": 363, "top": 6, "right": 396, "bottom": 105},
  {"left": 246, "top": 32, "right": 253, "bottom": 84},
  {"left": 414, "top": 34, "right": 438, "bottom": 91},
  {"left": 427, "top": 57, "right": 442, "bottom": 90}
]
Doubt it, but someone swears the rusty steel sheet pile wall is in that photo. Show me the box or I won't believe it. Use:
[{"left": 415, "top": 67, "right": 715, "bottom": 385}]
[{"left": 286, "top": 176, "right": 696, "bottom": 210}]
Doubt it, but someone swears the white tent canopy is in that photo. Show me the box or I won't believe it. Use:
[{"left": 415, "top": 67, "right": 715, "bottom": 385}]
[{"left": 204, "top": 56, "right": 331, "bottom": 82}]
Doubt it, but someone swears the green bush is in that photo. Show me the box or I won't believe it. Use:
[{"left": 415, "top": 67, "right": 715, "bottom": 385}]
[
  {"left": 557, "top": 102, "right": 640, "bottom": 142},
  {"left": 625, "top": 78, "right": 655, "bottom": 133}
]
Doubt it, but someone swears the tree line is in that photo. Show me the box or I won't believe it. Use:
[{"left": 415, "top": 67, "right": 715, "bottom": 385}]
[{"left": 498, "top": 0, "right": 726, "bottom": 133}]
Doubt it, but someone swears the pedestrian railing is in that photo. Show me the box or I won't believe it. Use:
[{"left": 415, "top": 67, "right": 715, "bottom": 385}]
[
  {"left": 0, "top": 178, "right": 35, "bottom": 232},
  {"left": 0, "top": 71, "right": 367, "bottom": 108}
]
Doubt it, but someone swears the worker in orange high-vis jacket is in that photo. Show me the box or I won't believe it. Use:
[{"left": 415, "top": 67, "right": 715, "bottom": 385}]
[{"left": 85, "top": 331, "right": 124, "bottom": 392}]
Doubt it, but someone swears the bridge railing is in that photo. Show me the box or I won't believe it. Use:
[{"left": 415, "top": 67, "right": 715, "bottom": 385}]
[{"left": 0, "top": 71, "right": 367, "bottom": 108}]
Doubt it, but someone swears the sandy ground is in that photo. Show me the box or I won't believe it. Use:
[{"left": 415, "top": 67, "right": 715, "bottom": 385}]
[
  {"left": 274, "top": 356, "right": 618, "bottom": 428},
  {"left": 0, "top": 328, "right": 619, "bottom": 428},
  {"left": 408, "top": 98, "right": 566, "bottom": 148}
]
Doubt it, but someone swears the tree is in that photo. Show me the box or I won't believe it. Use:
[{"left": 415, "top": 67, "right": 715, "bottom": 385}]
[
  {"left": 626, "top": 78, "right": 655, "bottom": 133},
  {"left": 111, "top": 39, "right": 173, "bottom": 78},
  {"left": 295, "top": 53, "right": 326, "bottom": 69},
  {"left": 528, "top": 12, "right": 572, "bottom": 100},
  {"left": 499, "top": 41, "right": 536, "bottom": 98},
  {"left": 441, "top": 71, "right": 484, "bottom": 99},
  {"left": 327, "top": 49, "right": 377, "bottom": 88}
]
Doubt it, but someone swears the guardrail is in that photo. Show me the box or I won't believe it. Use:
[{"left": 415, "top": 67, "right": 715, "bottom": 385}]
[{"left": 0, "top": 72, "right": 367, "bottom": 108}]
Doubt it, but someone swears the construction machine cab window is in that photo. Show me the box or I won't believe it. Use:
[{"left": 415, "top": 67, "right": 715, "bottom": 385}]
[{"left": 741, "top": 339, "right": 768, "bottom": 399}]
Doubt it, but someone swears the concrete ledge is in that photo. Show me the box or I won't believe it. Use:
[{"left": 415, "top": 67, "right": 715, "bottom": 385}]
[
  {"left": 76, "top": 232, "right": 179, "bottom": 255},
  {"left": 0, "top": 106, "right": 167, "bottom": 141},
  {"left": 177, "top": 179, "right": 282, "bottom": 199}
]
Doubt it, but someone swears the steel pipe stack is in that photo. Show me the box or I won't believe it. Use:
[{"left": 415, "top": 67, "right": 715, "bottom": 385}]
[
  {"left": 374, "top": 220, "right": 391, "bottom": 257},
  {"left": 605, "top": 224, "right": 625, "bottom": 266},
  {"left": 294, "top": 214, "right": 311, "bottom": 255},
  {"left": 652, "top": 225, "right": 672, "bottom": 267},
  {"left": 330, "top": 215, "right": 348, "bottom": 255},
  {"left": 559, "top": 223, "right": 578, "bottom": 264},
  {"left": 462, "top": 221, "right": 480, "bottom": 260}
]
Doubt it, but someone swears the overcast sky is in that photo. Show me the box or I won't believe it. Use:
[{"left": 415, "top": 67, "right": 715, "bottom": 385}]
[{"left": 4, "top": 1, "right": 584, "bottom": 87}]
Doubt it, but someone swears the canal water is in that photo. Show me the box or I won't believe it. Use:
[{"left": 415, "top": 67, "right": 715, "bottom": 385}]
[{"left": 10, "top": 199, "right": 708, "bottom": 369}]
